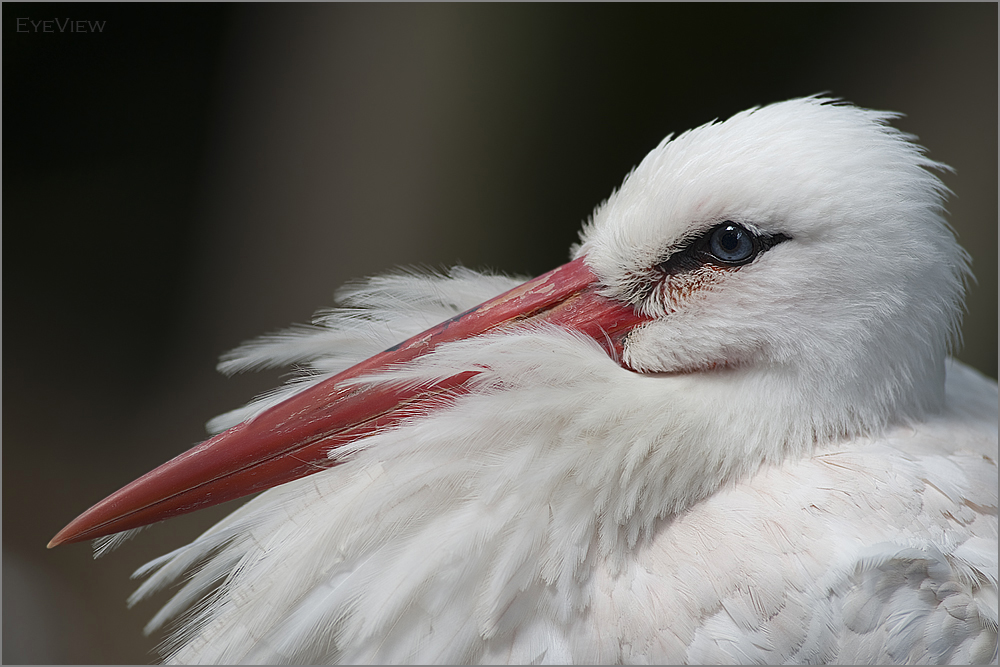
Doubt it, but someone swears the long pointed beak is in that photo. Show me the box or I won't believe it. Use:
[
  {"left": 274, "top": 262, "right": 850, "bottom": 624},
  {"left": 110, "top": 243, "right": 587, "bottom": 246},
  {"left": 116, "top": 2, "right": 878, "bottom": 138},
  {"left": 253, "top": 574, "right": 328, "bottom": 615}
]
[{"left": 49, "top": 256, "right": 649, "bottom": 547}]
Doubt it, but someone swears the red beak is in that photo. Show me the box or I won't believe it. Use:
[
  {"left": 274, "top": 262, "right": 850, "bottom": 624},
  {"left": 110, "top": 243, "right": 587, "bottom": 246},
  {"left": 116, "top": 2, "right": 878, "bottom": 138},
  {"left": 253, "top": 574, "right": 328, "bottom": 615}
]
[{"left": 49, "top": 256, "right": 649, "bottom": 547}]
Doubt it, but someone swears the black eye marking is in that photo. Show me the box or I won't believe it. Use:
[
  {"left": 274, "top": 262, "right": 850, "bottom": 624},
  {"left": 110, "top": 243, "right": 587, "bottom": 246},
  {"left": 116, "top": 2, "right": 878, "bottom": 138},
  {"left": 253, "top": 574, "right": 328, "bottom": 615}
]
[{"left": 656, "top": 222, "right": 790, "bottom": 275}]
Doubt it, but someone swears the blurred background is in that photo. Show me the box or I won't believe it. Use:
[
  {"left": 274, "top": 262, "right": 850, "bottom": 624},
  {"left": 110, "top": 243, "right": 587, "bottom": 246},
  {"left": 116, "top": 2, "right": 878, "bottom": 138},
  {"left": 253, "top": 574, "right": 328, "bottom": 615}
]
[{"left": 4, "top": 3, "right": 996, "bottom": 663}]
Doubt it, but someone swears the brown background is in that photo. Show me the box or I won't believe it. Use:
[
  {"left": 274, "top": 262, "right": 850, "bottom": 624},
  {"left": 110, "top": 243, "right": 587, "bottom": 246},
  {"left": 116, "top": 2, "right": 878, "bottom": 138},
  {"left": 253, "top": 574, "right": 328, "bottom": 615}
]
[{"left": 4, "top": 4, "right": 997, "bottom": 663}]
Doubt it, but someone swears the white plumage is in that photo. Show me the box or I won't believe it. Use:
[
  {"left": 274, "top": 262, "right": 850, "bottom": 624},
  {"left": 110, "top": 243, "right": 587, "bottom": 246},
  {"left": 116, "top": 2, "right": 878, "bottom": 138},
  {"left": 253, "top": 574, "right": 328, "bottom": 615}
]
[{"left": 78, "top": 97, "right": 997, "bottom": 663}]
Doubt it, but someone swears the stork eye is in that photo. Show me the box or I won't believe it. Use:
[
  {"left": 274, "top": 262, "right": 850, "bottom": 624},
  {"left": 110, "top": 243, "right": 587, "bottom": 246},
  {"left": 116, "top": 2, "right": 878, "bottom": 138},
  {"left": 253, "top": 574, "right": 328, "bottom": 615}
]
[
  {"left": 707, "top": 223, "right": 755, "bottom": 264},
  {"left": 654, "top": 221, "right": 787, "bottom": 278}
]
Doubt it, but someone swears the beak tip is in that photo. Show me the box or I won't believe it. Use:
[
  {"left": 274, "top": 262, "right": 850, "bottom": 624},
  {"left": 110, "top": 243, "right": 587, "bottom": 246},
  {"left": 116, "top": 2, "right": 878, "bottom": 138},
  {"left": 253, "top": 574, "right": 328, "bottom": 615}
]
[{"left": 49, "top": 519, "right": 87, "bottom": 548}]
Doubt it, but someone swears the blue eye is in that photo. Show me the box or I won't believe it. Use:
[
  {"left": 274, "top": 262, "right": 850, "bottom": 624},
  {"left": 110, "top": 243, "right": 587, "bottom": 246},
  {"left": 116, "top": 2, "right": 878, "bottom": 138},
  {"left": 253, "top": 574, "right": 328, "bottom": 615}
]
[
  {"left": 708, "top": 223, "right": 755, "bottom": 264},
  {"left": 656, "top": 222, "right": 787, "bottom": 276}
]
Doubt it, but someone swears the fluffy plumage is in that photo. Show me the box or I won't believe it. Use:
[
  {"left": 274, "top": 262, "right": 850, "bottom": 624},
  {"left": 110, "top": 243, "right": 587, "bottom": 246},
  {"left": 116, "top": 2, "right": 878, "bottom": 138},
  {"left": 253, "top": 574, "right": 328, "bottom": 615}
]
[{"left": 124, "top": 98, "right": 997, "bottom": 664}]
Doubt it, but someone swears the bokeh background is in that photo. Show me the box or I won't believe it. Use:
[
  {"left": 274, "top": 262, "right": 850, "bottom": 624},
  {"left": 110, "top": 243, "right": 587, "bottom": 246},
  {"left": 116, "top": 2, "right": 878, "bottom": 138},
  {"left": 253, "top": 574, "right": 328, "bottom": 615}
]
[{"left": 4, "top": 4, "right": 996, "bottom": 663}]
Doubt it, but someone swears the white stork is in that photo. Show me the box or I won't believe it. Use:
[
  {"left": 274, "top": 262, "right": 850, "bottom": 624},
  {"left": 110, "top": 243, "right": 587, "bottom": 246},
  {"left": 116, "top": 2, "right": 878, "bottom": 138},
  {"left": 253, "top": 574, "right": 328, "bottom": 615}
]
[{"left": 50, "top": 97, "right": 998, "bottom": 664}]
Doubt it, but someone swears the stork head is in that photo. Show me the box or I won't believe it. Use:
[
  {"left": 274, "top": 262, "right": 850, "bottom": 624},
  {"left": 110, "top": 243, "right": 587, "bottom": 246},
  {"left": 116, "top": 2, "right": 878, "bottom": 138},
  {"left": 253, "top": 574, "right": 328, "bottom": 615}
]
[
  {"left": 579, "top": 97, "right": 968, "bottom": 437},
  {"left": 49, "top": 97, "right": 969, "bottom": 548}
]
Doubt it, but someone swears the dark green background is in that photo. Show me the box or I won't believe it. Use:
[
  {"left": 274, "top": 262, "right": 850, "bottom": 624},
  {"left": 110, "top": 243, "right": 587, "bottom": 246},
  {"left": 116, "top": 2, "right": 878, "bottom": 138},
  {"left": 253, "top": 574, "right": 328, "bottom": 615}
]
[{"left": 4, "top": 4, "right": 996, "bottom": 663}]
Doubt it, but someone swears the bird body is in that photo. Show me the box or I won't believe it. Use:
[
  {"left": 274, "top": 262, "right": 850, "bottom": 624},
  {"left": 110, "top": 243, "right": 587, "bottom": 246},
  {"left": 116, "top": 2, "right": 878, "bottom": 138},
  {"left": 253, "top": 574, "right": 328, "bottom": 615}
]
[{"left": 54, "top": 98, "right": 998, "bottom": 664}]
